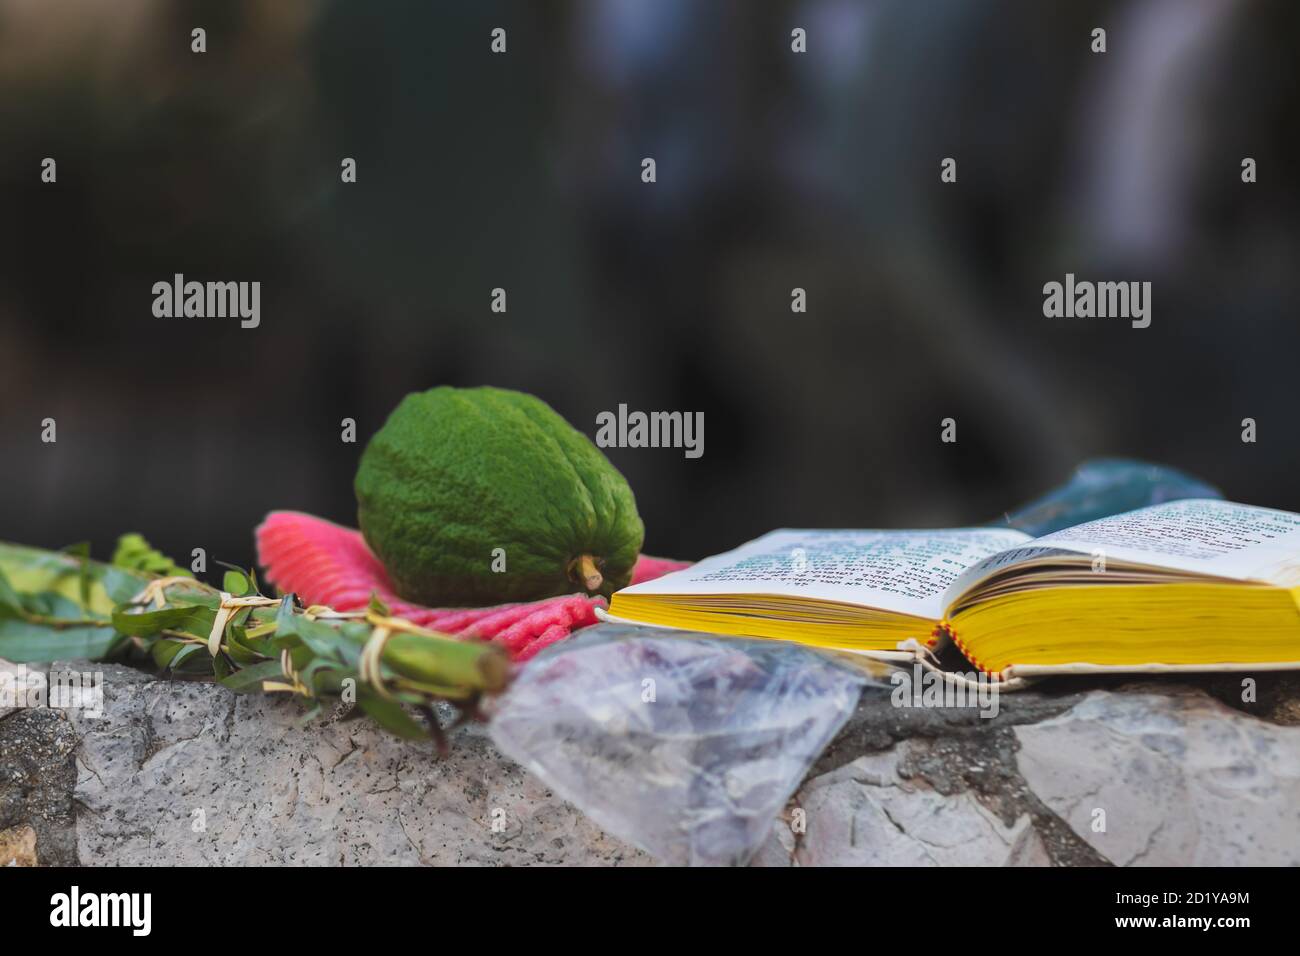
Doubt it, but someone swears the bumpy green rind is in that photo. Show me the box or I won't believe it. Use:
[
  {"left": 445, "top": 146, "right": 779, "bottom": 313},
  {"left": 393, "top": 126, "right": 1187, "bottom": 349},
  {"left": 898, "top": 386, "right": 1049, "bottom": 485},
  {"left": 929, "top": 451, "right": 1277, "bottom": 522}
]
[{"left": 355, "top": 386, "right": 644, "bottom": 606}]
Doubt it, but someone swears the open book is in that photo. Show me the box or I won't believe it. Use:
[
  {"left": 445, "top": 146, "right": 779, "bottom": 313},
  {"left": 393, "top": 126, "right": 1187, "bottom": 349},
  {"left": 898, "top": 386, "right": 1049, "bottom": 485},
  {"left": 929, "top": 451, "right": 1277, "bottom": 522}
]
[{"left": 605, "top": 499, "right": 1300, "bottom": 681}]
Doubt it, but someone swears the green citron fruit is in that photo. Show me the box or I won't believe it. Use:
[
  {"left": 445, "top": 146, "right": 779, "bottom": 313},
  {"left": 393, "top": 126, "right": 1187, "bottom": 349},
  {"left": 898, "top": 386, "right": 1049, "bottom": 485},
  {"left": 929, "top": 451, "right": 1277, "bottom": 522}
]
[{"left": 355, "top": 386, "right": 644, "bottom": 606}]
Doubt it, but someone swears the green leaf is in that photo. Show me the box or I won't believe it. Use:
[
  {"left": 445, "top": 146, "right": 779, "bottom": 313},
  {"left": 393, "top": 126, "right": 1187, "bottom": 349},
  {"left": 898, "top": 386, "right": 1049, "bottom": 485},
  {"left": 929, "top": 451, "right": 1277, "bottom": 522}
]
[
  {"left": 154, "top": 641, "right": 211, "bottom": 675},
  {"left": 21, "top": 591, "right": 101, "bottom": 621},
  {"left": 212, "top": 653, "right": 232, "bottom": 680},
  {"left": 223, "top": 629, "right": 263, "bottom": 665},
  {"left": 169, "top": 642, "right": 207, "bottom": 670},
  {"left": 0, "top": 568, "right": 22, "bottom": 614},
  {"left": 151, "top": 637, "right": 192, "bottom": 668},
  {"left": 357, "top": 694, "right": 429, "bottom": 740},
  {"left": 274, "top": 598, "right": 358, "bottom": 664},
  {"left": 273, "top": 594, "right": 297, "bottom": 628},
  {"left": 59, "top": 542, "right": 93, "bottom": 606},
  {"left": 220, "top": 659, "right": 289, "bottom": 693},
  {"left": 298, "top": 656, "right": 345, "bottom": 689},
  {"left": 0, "top": 619, "right": 123, "bottom": 662},
  {"left": 234, "top": 632, "right": 277, "bottom": 659},
  {"left": 1, "top": 541, "right": 150, "bottom": 616},
  {"left": 102, "top": 566, "right": 151, "bottom": 605},
  {"left": 111, "top": 605, "right": 212, "bottom": 638},
  {"left": 112, "top": 533, "right": 192, "bottom": 579},
  {"left": 222, "top": 569, "right": 250, "bottom": 596},
  {"left": 0, "top": 540, "right": 507, "bottom": 744}
]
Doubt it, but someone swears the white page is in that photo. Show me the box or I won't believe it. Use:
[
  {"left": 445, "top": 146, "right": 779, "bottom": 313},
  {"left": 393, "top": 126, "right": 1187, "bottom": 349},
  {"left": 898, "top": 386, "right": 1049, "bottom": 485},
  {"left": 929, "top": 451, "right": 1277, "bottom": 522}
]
[
  {"left": 616, "top": 527, "right": 1032, "bottom": 620},
  {"left": 945, "top": 499, "right": 1300, "bottom": 604}
]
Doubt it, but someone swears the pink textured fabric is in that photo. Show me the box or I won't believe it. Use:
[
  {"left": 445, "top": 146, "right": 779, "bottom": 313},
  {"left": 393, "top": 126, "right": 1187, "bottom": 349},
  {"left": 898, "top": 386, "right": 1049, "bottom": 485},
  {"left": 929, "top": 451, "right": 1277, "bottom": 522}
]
[
  {"left": 629, "top": 554, "right": 694, "bottom": 585},
  {"left": 255, "top": 511, "right": 691, "bottom": 662}
]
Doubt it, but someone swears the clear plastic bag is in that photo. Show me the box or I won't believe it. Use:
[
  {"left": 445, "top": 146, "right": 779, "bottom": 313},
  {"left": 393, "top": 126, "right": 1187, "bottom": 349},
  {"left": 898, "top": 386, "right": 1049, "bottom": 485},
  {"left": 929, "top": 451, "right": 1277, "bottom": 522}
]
[{"left": 489, "top": 624, "right": 877, "bottom": 866}]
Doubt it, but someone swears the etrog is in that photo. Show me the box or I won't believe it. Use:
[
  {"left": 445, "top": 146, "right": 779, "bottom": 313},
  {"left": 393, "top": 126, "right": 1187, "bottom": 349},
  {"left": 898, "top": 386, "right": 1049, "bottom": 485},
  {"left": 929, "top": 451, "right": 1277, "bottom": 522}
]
[{"left": 355, "top": 386, "right": 645, "bottom": 606}]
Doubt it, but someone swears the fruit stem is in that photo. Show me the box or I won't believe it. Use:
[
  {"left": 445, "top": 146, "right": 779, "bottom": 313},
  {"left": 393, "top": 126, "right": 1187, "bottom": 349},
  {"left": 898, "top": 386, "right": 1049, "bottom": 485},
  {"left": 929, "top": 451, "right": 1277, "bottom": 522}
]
[{"left": 572, "top": 554, "right": 603, "bottom": 592}]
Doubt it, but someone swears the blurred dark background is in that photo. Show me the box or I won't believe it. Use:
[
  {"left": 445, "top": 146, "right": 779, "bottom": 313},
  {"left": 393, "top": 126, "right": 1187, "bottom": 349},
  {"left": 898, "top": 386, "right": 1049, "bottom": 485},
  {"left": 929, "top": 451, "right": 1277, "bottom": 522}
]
[{"left": 2, "top": 0, "right": 1298, "bottom": 571}]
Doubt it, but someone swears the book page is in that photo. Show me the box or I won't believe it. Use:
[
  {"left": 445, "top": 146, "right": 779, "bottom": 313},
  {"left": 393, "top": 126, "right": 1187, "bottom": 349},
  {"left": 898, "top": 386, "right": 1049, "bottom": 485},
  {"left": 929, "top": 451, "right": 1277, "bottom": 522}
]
[
  {"left": 945, "top": 499, "right": 1300, "bottom": 602},
  {"left": 616, "top": 527, "right": 1032, "bottom": 620}
]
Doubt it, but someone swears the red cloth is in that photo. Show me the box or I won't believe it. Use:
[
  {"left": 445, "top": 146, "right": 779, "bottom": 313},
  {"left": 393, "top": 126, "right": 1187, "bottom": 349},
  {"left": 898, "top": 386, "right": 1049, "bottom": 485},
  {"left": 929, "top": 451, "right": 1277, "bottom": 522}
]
[{"left": 255, "top": 511, "right": 690, "bottom": 662}]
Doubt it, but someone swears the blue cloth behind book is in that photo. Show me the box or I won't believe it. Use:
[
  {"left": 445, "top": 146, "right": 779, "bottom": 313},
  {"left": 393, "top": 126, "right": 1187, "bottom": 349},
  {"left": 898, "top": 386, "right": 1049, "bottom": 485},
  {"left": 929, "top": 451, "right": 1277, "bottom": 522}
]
[{"left": 998, "top": 459, "right": 1222, "bottom": 538}]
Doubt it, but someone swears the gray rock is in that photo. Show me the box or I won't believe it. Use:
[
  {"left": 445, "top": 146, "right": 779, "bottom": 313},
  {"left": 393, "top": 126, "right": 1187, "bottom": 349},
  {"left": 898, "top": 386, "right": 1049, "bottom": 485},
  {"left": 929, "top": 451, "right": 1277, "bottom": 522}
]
[
  {"left": 1015, "top": 685, "right": 1300, "bottom": 865},
  {"left": 755, "top": 680, "right": 1108, "bottom": 866},
  {"left": 0, "top": 702, "right": 80, "bottom": 865},
  {"left": 0, "top": 659, "right": 45, "bottom": 722},
  {"left": 6, "top": 657, "right": 1300, "bottom": 866},
  {"left": 27, "top": 661, "right": 650, "bottom": 866},
  {"left": 757, "top": 674, "right": 1300, "bottom": 866},
  {"left": 759, "top": 742, "right": 1041, "bottom": 866}
]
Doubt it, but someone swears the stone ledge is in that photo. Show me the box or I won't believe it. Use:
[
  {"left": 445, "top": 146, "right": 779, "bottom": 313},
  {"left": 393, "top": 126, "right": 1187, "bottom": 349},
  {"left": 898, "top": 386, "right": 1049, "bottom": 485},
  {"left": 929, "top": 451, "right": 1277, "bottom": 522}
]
[{"left": 5, "top": 660, "right": 1299, "bottom": 866}]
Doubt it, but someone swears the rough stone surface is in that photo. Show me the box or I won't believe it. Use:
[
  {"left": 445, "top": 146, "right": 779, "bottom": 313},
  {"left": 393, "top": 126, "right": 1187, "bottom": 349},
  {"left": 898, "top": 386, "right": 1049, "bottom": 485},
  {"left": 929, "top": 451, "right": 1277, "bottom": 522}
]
[
  {"left": 754, "top": 673, "right": 1300, "bottom": 866},
  {"left": 0, "top": 661, "right": 80, "bottom": 866},
  {"left": 0, "top": 824, "right": 39, "bottom": 866},
  {"left": 0, "top": 659, "right": 45, "bottom": 722},
  {"left": 754, "top": 677, "right": 1108, "bottom": 866},
  {"left": 47, "top": 662, "right": 649, "bottom": 866},
  {"left": 6, "top": 659, "right": 1300, "bottom": 866},
  {"left": 1015, "top": 684, "right": 1300, "bottom": 866},
  {"left": 756, "top": 742, "right": 1042, "bottom": 866}
]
